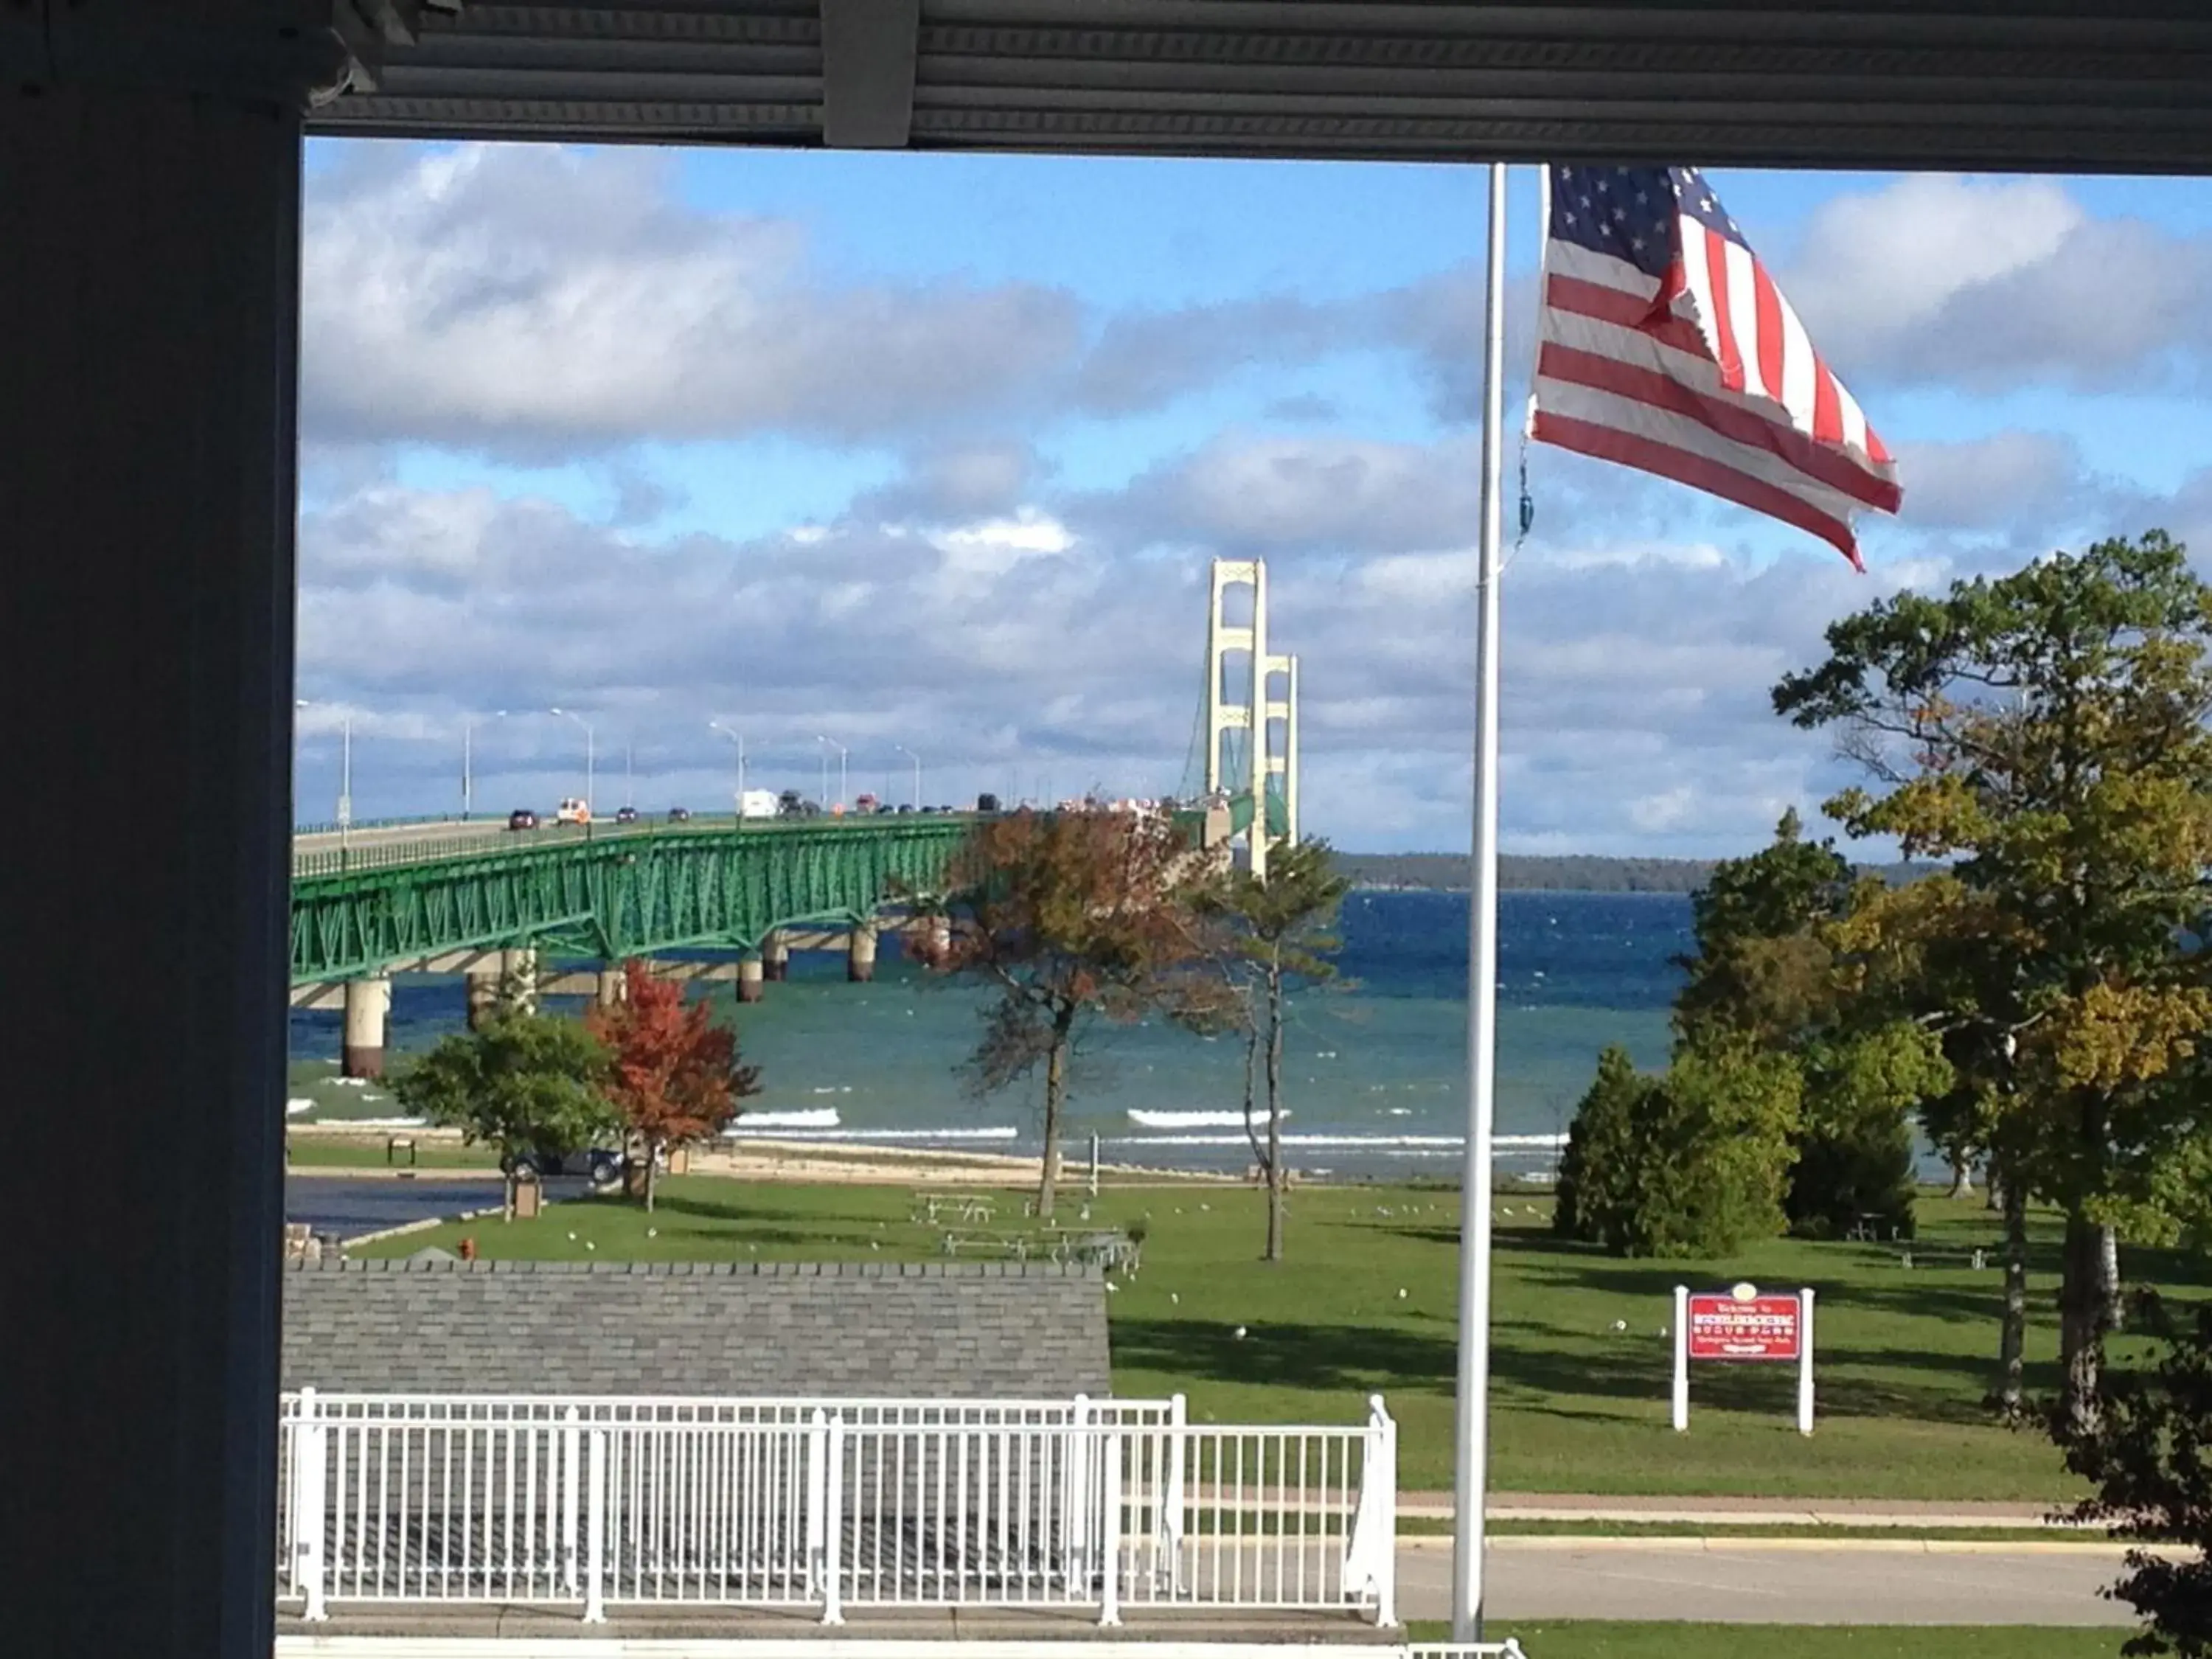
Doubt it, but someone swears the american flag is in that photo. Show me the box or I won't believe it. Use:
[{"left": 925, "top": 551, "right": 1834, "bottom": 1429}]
[{"left": 1530, "top": 164, "right": 1901, "bottom": 568}]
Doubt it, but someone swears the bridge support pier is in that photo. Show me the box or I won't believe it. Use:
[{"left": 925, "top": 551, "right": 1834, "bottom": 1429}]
[
  {"left": 465, "top": 966, "right": 501, "bottom": 1031},
  {"left": 341, "top": 976, "right": 392, "bottom": 1079},
  {"left": 737, "top": 956, "right": 765, "bottom": 1004},
  {"left": 501, "top": 947, "right": 540, "bottom": 1014},
  {"left": 848, "top": 924, "right": 880, "bottom": 984},
  {"left": 595, "top": 964, "right": 627, "bottom": 1007},
  {"left": 763, "top": 932, "right": 789, "bottom": 981}
]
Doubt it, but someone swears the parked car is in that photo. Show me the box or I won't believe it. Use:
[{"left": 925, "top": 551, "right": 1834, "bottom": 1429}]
[
  {"left": 614, "top": 805, "right": 639, "bottom": 824},
  {"left": 667, "top": 805, "right": 692, "bottom": 823},
  {"left": 500, "top": 1144, "right": 623, "bottom": 1188},
  {"left": 507, "top": 807, "right": 540, "bottom": 831},
  {"left": 554, "top": 796, "right": 591, "bottom": 824}
]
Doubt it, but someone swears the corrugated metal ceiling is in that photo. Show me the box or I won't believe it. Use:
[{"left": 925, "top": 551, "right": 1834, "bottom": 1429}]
[{"left": 309, "top": 2, "right": 2212, "bottom": 172}]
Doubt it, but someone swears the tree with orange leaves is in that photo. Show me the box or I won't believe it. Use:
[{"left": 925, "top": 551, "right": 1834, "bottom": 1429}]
[
  {"left": 912, "top": 808, "right": 1235, "bottom": 1217},
  {"left": 585, "top": 959, "right": 759, "bottom": 1211}
]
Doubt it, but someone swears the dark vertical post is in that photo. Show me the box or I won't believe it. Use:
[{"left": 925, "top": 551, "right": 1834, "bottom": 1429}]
[{"left": 2, "top": 9, "right": 336, "bottom": 1655}]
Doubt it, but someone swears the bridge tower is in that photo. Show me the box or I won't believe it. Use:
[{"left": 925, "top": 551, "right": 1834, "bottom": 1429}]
[{"left": 1203, "top": 560, "right": 1300, "bottom": 880}]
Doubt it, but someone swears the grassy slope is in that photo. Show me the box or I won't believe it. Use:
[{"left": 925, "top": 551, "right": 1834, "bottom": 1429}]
[
  {"left": 351, "top": 1176, "right": 2201, "bottom": 1500},
  {"left": 1408, "top": 1624, "right": 2126, "bottom": 1658}
]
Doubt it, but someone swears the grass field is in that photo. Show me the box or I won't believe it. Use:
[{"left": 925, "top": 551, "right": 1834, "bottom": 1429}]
[
  {"left": 1408, "top": 1624, "right": 2128, "bottom": 1657},
  {"left": 351, "top": 1175, "right": 2202, "bottom": 1500}
]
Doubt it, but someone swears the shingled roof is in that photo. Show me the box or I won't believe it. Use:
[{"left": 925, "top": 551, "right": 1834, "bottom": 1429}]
[{"left": 283, "top": 1259, "right": 1110, "bottom": 1398}]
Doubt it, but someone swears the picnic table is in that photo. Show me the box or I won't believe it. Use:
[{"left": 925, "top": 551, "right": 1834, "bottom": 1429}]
[
  {"left": 1893, "top": 1242, "right": 1995, "bottom": 1270},
  {"left": 911, "top": 1191, "right": 1001, "bottom": 1225}
]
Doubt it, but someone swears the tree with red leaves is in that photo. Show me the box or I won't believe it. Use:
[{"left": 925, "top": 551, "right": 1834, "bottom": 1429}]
[
  {"left": 913, "top": 809, "right": 1234, "bottom": 1218},
  {"left": 585, "top": 959, "right": 759, "bottom": 1211}
]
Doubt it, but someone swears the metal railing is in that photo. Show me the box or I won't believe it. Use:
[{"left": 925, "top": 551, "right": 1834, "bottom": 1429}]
[{"left": 275, "top": 1390, "right": 1394, "bottom": 1626}]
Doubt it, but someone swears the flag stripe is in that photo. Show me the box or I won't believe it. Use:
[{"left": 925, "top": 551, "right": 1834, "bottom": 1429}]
[
  {"left": 1754, "top": 264, "right": 1788, "bottom": 414},
  {"left": 1778, "top": 290, "right": 1818, "bottom": 431},
  {"left": 1545, "top": 273, "right": 1713, "bottom": 361},
  {"left": 1531, "top": 409, "right": 1865, "bottom": 570},
  {"left": 1532, "top": 375, "right": 1871, "bottom": 531},
  {"left": 1537, "top": 302, "right": 1902, "bottom": 500},
  {"left": 1723, "top": 237, "right": 1765, "bottom": 401},
  {"left": 1537, "top": 341, "right": 1902, "bottom": 513},
  {"left": 1812, "top": 353, "right": 1843, "bottom": 446},
  {"left": 1699, "top": 226, "right": 1745, "bottom": 392}
]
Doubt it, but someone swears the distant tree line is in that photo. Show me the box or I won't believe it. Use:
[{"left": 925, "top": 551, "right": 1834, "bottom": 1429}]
[{"left": 1332, "top": 850, "right": 1930, "bottom": 893}]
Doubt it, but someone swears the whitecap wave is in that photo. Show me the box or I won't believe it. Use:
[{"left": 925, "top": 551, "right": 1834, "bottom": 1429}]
[
  {"left": 1128, "top": 1108, "right": 1287, "bottom": 1128},
  {"left": 723, "top": 1124, "right": 1020, "bottom": 1143},
  {"left": 730, "top": 1108, "right": 841, "bottom": 1130}
]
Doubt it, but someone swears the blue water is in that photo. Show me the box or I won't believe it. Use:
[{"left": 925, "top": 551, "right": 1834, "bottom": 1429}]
[{"left": 290, "top": 890, "right": 1692, "bottom": 1178}]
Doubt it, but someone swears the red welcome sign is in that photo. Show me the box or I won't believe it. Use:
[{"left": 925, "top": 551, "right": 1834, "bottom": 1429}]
[{"left": 1686, "top": 1291, "right": 1802, "bottom": 1361}]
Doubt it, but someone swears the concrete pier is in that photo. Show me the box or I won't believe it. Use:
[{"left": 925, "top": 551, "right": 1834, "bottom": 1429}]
[
  {"left": 465, "top": 966, "right": 501, "bottom": 1031},
  {"left": 848, "top": 923, "right": 880, "bottom": 983},
  {"left": 737, "top": 956, "right": 765, "bottom": 1004},
  {"left": 596, "top": 964, "right": 627, "bottom": 1007},
  {"left": 501, "top": 947, "right": 540, "bottom": 1014},
  {"left": 763, "top": 931, "right": 789, "bottom": 981},
  {"left": 341, "top": 976, "right": 392, "bottom": 1079}
]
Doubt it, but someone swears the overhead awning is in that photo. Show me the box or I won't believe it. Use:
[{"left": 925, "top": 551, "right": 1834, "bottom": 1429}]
[{"left": 307, "top": 2, "right": 2212, "bottom": 173}]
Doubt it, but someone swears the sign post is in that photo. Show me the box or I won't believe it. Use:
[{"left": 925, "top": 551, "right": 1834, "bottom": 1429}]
[{"left": 1672, "top": 1282, "right": 1814, "bottom": 1435}]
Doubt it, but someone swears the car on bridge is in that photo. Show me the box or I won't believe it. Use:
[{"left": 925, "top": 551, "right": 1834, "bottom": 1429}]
[
  {"left": 666, "top": 805, "right": 691, "bottom": 823},
  {"left": 555, "top": 797, "right": 591, "bottom": 825},
  {"left": 507, "top": 808, "right": 539, "bottom": 831},
  {"left": 613, "top": 805, "right": 639, "bottom": 824}
]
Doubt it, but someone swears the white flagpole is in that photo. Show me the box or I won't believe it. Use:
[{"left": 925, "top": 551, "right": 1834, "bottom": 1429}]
[{"left": 1451, "top": 159, "right": 1511, "bottom": 1643}]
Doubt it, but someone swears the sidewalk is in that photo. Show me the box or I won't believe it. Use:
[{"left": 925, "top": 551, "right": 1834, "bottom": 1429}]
[{"left": 1405, "top": 1491, "right": 2076, "bottom": 1528}]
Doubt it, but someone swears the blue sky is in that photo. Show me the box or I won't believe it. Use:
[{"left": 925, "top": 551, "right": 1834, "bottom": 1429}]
[{"left": 292, "top": 140, "right": 2212, "bottom": 853}]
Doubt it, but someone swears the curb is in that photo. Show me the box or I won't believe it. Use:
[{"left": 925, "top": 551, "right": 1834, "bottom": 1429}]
[{"left": 1394, "top": 1535, "right": 2177, "bottom": 1557}]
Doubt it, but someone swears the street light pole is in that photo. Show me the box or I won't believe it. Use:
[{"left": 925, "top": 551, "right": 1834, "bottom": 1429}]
[
  {"left": 549, "top": 707, "right": 594, "bottom": 809},
  {"left": 711, "top": 721, "right": 745, "bottom": 814},
  {"left": 462, "top": 709, "right": 508, "bottom": 821},
  {"left": 625, "top": 740, "right": 634, "bottom": 809},
  {"left": 296, "top": 698, "right": 352, "bottom": 847},
  {"left": 894, "top": 743, "right": 922, "bottom": 809},
  {"left": 817, "top": 734, "right": 846, "bottom": 811}
]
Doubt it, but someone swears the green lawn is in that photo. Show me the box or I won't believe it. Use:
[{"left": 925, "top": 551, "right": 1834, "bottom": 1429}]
[
  {"left": 1408, "top": 1624, "right": 2127, "bottom": 1658},
  {"left": 352, "top": 1176, "right": 2202, "bottom": 1501}
]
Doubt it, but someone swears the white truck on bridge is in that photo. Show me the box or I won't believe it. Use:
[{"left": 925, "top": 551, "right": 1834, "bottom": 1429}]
[{"left": 738, "top": 788, "right": 779, "bottom": 819}]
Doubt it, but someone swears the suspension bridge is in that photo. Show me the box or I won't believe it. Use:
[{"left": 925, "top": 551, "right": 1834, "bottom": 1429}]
[{"left": 290, "top": 560, "right": 1301, "bottom": 1075}]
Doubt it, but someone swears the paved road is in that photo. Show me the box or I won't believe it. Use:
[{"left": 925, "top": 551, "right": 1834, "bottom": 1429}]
[
  {"left": 285, "top": 1175, "right": 582, "bottom": 1241},
  {"left": 1399, "top": 1538, "right": 2140, "bottom": 1625}
]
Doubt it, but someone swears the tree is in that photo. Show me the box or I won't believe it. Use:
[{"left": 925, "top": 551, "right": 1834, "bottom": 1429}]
[
  {"left": 390, "top": 1012, "right": 615, "bottom": 1211},
  {"left": 915, "top": 809, "right": 1234, "bottom": 1219},
  {"left": 1672, "top": 812, "right": 1952, "bottom": 1242},
  {"left": 1194, "top": 837, "right": 1349, "bottom": 1261},
  {"left": 1554, "top": 1040, "right": 1801, "bottom": 1258},
  {"left": 584, "top": 959, "right": 759, "bottom": 1212},
  {"left": 1775, "top": 532, "right": 2212, "bottom": 1436},
  {"left": 2062, "top": 1293, "right": 2212, "bottom": 1657}
]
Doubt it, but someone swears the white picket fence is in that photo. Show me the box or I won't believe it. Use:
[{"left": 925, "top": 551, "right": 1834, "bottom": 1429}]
[{"left": 275, "top": 1391, "right": 1397, "bottom": 1626}]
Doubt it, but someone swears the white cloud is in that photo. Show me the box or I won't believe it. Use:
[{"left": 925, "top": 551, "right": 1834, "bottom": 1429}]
[
  {"left": 1783, "top": 175, "right": 2212, "bottom": 392},
  {"left": 302, "top": 145, "right": 1085, "bottom": 453}
]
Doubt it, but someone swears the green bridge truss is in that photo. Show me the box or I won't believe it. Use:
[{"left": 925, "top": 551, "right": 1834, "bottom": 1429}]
[{"left": 288, "top": 818, "right": 974, "bottom": 985}]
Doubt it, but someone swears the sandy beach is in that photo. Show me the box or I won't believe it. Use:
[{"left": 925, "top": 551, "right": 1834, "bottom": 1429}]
[{"left": 286, "top": 1121, "right": 1240, "bottom": 1189}]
